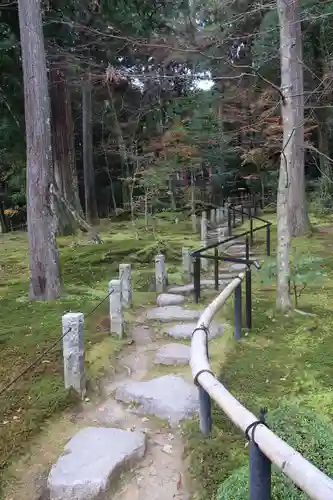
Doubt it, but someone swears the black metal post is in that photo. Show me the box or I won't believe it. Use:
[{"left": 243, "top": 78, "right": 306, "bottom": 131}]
[
  {"left": 199, "top": 385, "right": 212, "bottom": 435},
  {"left": 233, "top": 206, "right": 236, "bottom": 228},
  {"left": 245, "top": 235, "right": 250, "bottom": 260},
  {"left": 249, "top": 410, "right": 271, "bottom": 500},
  {"left": 241, "top": 205, "right": 244, "bottom": 224},
  {"left": 253, "top": 197, "right": 257, "bottom": 216},
  {"left": 234, "top": 282, "right": 242, "bottom": 341},
  {"left": 228, "top": 207, "right": 232, "bottom": 236},
  {"left": 250, "top": 218, "right": 254, "bottom": 246},
  {"left": 194, "top": 256, "right": 201, "bottom": 304},
  {"left": 214, "top": 247, "right": 219, "bottom": 290},
  {"left": 246, "top": 268, "right": 252, "bottom": 330},
  {"left": 266, "top": 224, "right": 271, "bottom": 257}
]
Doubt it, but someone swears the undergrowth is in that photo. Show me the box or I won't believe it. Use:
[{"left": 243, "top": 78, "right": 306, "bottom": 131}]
[{"left": 184, "top": 213, "right": 333, "bottom": 499}]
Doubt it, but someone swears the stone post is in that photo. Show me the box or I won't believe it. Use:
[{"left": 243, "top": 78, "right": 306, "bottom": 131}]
[
  {"left": 182, "top": 247, "right": 193, "bottom": 276},
  {"left": 216, "top": 206, "right": 220, "bottom": 224},
  {"left": 201, "top": 211, "right": 208, "bottom": 241},
  {"left": 201, "top": 240, "right": 209, "bottom": 272},
  {"left": 155, "top": 254, "right": 166, "bottom": 293},
  {"left": 109, "top": 279, "right": 124, "bottom": 338},
  {"left": 119, "top": 263, "right": 132, "bottom": 308},
  {"left": 218, "top": 227, "right": 227, "bottom": 256},
  {"left": 191, "top": 213, "right": 197, "bottom": 233},
  {"left": 62, "top": 312, "right": 85, "bottom": 399},
  {"left": 210, "top": 209, "right": 216, "bottom": 226}
]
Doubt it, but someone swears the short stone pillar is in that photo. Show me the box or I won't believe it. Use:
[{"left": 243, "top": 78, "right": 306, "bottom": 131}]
[
  {"left": 109, "top": 279, "right": 124, "bottom": 338},
  {"left": 62, "top": 312, "right": 85, "bottom": 399},
  {"left": 119, "top": 263, "right": 132, "bottom": 308},
  {"left": 182, "top": 247, "right": 193, "bottom": 276},
  {"left": 155, "top": 254, "right": 166, "bottom": 293},
  {"left": 201, "top": 211, "right": 208, "bottom": 241},
  {"left": 201, "top": 240, "right": 209, "bottom": 272},
  {"left": 191, "top": 213, "right": 197, "bottom": 233},
  {"left": 210, "top": 209, "right": 216, "bottom": 226},
  {"left": 217, "top": 227, "right": 226, "bottom": 255},
  {"left": 216, "top": 207, "right": 220, "bottom": 224}
]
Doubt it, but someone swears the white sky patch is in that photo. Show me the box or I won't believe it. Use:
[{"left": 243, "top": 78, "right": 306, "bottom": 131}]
[{"left": 195, "top": 79, "right": 214, "bottom": 90}]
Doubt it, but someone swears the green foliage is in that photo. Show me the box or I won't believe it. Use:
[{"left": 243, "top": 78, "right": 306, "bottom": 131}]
[
  {"left": 217, "top": 403, "right": 333, "bottom": 500},
  {"left": 259, "top": 252, "right": 327, "bottom": 306}
]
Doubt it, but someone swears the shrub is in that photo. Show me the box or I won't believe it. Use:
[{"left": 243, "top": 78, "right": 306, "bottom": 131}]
[{"left": 217, "top": 402, "right": 333, "bottom": 500}]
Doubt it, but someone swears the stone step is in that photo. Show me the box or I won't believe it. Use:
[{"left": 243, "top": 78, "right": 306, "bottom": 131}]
[
  {"left": 143, "top": 306, "right": 203, "bottom": 322},
  {"left": 167, "top": 279, "right": 232, "bottom": 295},
  {"left": 154, "top": 343, "right": 190, "bottom": 365},
  {"left": 230, "top": 263, "right": 247, "bottom": 271},
  {"left": 115, "top": 375, "right": 199, "bottom": 426},
  {"left": 167, "top": 320, "right": 226, "bottom": 340},
  {"left": 156, "top": 293, "right": 185, "bottom": 307},
  {"left": 48, "top": 427, "right": 146, "bottom": 500}
]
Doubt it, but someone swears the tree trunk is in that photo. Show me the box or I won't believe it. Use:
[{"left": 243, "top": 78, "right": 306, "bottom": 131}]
[
  {"left": 18, "top": 0, "right": 61, "bottom": 300},
  {"left": 0, "top": 202, "right": 8, "bottom": 233},
  {"left": 82, "top": 78, "right": 99, "bottom": 225},
  {"left": 276, "top": 154, "right": 291, "bottom": 310},
  {"left": 50, "top": 59, "right": 82, "bottom": 235},
  {"left": 278, "top": 0, "right": 309, "bottom": 237}
]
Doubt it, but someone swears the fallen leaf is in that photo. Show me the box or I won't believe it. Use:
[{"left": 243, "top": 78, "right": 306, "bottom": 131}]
[{"left": 177, "top": 473, "right": 182, "bottom": 490}]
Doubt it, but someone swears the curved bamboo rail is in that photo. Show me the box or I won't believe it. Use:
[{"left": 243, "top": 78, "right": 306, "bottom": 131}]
[{"left": 190, "top": 274, "right": 333, "bottom": 500}]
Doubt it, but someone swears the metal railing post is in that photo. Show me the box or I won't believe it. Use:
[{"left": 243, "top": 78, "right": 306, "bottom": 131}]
[
  {"left": 241, "top": 205, "right": 244, "bottom": 224},
  {"left": 228, "top": 206, "right": 232, "bottom": 236},
  {"left": 199, "top": 330, "right": 212, "bottom": 435},
  {"left": 214, "top": 247, "right": 219, "bottom": 290},
  {"left": 199, "top": 384, "right": 212, "bottom": 435},
  {"left": 234, "top": 282, "right": 242, "bottom": 341},
  {"left": 246, "top": 267, "right": 252, "bottom": 330},
  {"left": 194, "top": 256, "right": 201, "bottom": 304},
  {"left": 266, "top": 224, "right": 271, "bottom": 257},
  {"left": 233, "top": 206, "right": 236, "bottom": 228},
  {"left": 249, "top": 411, "right": 271, "bottom": 500},
  {"left": 250, "top": 217, "right": 254, "bottom": 246}
]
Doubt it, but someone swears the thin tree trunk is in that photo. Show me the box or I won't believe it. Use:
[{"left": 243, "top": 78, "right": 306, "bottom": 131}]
[
  {"left": 276, "top": 0, "right": 303, "bottom": 310},
  {"left": 18, "top": 0, "right": 61, "bottom": 300},
  {"left": 106, "top": 83, "right": 130, "bottom": 209},
  {"left": 278, "top": 0, "right": 309, "bottom": 236},
  {"left": 50, "top": 59, "right": 82, "bottom": 235},
  {"left": 0, "top": 203, "right": 8, "bottom": 233},
  {"left": 82, "top": 78, "right": 98, "bottom": 225}
]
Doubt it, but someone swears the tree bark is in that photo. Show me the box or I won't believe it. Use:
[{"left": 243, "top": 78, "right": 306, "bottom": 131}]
[
  {"left": 18, "top": 0, "right": 61, "bottom": 300},
  {"left": 278, "top": 0, "right": 309, "bottom": 237},
  {"left": 50, "top": 58, "right": 82, "bottom": 235},
  {"left": 82, "top": 78, "right": 99, "bottom": 225}
]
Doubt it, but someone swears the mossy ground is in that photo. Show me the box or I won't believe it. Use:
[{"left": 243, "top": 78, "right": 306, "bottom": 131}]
[
  {"left": 0, "top": 212, "right": 199, "bottom": 492},
  {"left": 183, "top": 212, "right": 333, "bottom": 499}
]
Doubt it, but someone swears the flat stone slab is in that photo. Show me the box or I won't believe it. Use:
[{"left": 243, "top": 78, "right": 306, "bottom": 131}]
[
  {"left": 156, "top": 293, "right": 185, "bottom": 307},
  {"left": 167, "top": 321, "right": 224, "bottom": 340},
  {"left": 47, "top": 427, "right": 146, "bottom": 500},
  {"left": 144, "top": 305, "right": 202, "bottom": 322},
  {"left": 154, "top": 343, "right": 191, "bottom": 365},
  {"left": 230, "top": 263, "right": 247, "bottom": 271},
  {"left": 168, "top": 284, "right": 194, "bottom": 294},
  {"left": 115, "top": 375, "right": 199, "bottom": 425},
  {"left": 168, "top": 280, "right": 232, "bottom": 295}
]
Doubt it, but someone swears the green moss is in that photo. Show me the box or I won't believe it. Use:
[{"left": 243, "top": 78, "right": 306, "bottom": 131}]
[
  {"left": 0, "top": 215, "right": 199, "bottom": 490},
  {"left": 184, "top": 214, "right": 333, "bottom": 500},
  {"left": 217, "top": 403, "right": 333, "bottom": 500}
]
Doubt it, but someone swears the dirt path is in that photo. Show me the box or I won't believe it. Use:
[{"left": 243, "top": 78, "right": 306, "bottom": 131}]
[{"left": 3, "top": 321, "right": 193, "bottom": 500}]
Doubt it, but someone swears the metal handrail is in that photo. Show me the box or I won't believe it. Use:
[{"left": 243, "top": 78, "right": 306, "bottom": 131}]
[{"left": 190, "top": 277, "right": 333, "bottom": 500}]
